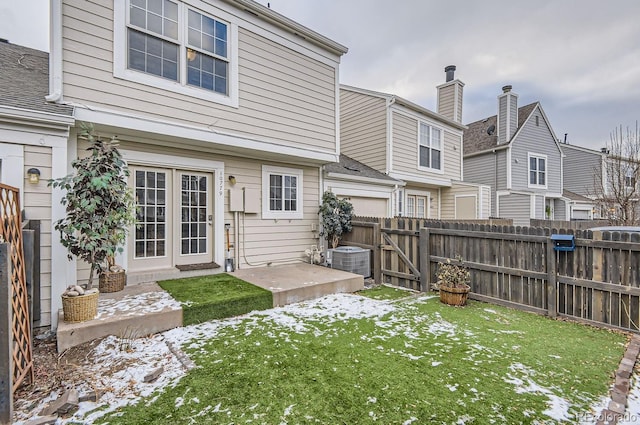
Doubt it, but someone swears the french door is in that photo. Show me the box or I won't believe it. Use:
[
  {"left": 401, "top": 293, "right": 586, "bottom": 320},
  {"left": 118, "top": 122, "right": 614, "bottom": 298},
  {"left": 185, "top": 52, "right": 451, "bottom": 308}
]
[{"left": 129, "top": 166, "right": 213, "bottom": 272}]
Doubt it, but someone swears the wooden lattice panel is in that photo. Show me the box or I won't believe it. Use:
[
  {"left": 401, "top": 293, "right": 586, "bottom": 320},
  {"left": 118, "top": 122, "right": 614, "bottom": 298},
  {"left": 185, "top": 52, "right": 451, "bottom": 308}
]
[{"left": 0, "top": 183, "right": 33, "bottom": 390}]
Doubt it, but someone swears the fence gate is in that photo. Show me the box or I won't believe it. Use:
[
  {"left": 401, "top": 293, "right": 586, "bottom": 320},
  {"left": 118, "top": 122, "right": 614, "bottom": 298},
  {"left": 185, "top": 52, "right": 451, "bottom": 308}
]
[
  {"left": 380, "top": 218, "right": 423, "bottom": 291},
  {"left": 0, "top": 183, "right": 34, "bottom": 391}
]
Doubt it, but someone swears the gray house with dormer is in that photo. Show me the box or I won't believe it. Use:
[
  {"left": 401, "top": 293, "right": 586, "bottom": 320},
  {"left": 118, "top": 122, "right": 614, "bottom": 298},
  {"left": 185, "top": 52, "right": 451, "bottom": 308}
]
[{"left": 463, "top": 85, "right": 566, "bottom": 226}]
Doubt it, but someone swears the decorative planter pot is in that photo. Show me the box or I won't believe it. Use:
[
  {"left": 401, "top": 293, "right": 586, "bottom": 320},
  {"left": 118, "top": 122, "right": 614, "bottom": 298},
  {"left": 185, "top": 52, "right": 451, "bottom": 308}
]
[
  {"left": 62, "top": 291, "right": 99, "bottom": 323},
  {"left": 438, "top": 283, "right": 470, "bottom": 306},
  {"left": 99, "top": 269, "right": 126, "bottom": 293}
]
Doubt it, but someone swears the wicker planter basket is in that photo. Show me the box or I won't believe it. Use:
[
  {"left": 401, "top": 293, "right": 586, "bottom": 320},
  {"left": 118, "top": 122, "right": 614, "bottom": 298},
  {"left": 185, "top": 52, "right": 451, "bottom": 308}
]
[
  {"left": 439, "top": 283, "right": 470, "bottom": 306},
  {"left": 99, "top": 269, "right": 126, "bottom": 293},
  {"left": 62, "top": 291, "right": 99, "bottom": 323}
]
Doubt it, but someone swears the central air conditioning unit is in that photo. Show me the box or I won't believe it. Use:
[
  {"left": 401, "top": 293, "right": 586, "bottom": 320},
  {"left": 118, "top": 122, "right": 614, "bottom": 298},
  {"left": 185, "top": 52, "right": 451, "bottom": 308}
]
[{"left": 330, "top": 246, "right": 370, "bottom": 277}]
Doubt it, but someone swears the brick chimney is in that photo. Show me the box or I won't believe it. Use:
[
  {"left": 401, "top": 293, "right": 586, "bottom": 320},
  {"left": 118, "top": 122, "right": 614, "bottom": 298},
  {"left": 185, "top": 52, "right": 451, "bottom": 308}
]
[
  {"left": 436, "top": 65, "right": 464, "bottom": 123},
  {"left": 497, "top": 85, "right": 518, "bottom": 144}
]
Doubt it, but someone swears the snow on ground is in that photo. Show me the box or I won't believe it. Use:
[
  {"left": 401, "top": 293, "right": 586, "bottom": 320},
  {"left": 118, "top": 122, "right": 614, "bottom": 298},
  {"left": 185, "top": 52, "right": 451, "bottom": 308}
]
[
  {"left": 95, "top": 290, "right": 181, "bottom": 320},
  {"left": 13, "top": 292, "right": 619, "bottom": 424},
  {"left": 13, "top": 334, "right": 185, "bottom": 424}
]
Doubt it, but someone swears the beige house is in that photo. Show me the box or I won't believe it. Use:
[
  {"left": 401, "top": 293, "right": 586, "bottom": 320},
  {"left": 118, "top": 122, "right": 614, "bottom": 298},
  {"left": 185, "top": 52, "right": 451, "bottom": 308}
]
[
  {"left": 323, "top": 154, "right": 404, "bottom": 217},
  {"left": 339, "top": 66, "right": 490, "bottom": 219},
  {"left": 0, "top": 41, "right": 75, "bottom": 329},
  {"left": 46, "top": 0, "right": 347, "bottom": 328}
]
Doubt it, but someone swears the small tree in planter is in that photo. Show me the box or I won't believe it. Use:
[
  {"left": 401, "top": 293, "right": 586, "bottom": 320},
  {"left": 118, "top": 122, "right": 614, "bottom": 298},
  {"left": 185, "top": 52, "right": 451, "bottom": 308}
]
[
  {"left": 50, "top": 123, "right": 135, "bottom": 292},
  {"left": 319, "top": 191, "right": 353, "bottom": 249}
]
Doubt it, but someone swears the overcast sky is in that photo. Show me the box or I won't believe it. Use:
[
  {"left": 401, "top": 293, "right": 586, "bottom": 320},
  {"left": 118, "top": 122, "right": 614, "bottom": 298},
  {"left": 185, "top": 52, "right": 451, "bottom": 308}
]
[{"left": 1, "top": 0, "right": 639, "bottom": 151}]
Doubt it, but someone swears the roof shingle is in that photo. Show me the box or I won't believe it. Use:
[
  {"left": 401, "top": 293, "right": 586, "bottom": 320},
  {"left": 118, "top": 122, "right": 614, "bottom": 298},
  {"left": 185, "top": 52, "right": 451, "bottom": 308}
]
[
  {"left": 0, "top": 41, "right": 73, "bottom": 116},
  {"left": 324, "top": 155, "right": 401, "bottom": 183},
  {"left": 463, "top": 102, "right": 538, "bottom": 156}
]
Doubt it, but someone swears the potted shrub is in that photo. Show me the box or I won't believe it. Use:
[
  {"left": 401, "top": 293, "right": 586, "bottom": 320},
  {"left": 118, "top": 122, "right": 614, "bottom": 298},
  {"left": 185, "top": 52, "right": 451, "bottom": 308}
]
[
  {"left": 436, "top": 256, "right": 471, "bottom": 306},
  {"left": 50, "top": 123, "right": 135, "bottom": 321},
  {"left": 319, "top": 191, "right": 353, "bottom": 249}
]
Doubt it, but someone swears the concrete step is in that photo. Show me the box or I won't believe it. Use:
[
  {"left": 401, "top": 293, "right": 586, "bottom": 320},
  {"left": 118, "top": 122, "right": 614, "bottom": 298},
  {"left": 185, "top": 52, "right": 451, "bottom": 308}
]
[
  {"left": 231, "top": 263, "right": 364, "bottom": 306},
  {"left": 56, "top": 283, "right": 182, "bottom": 352}
]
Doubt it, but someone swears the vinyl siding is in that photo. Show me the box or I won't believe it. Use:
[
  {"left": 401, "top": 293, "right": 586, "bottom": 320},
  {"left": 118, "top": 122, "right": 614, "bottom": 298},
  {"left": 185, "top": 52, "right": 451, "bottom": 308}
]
[
  {"left": 498, "top": 193, "right": 530, "bottom": 226},
  {"left": 510, "top": 110, "right": 562, "bottom": 194},
  {"left": 391, "top": 111, "right": 462, "bottom": 180},
  {"left": 391, "top": 112, "right": 417, "bottom": 172},
  {"left": 339, "top": 90, "right": 387, "bottom": 172},
  {"left": 61, "top": 0, "right": 337, "bottom": 153},
  {"left": 457, "top": 85, "right": 463, "bottom": 122},
  {"left": 74, "top": 138, "right": 321, "bottom": 284},
  {"left": 463, "top": 152, "right": 505, "bottom": 216},
  {"left": 403, "top": 184, "right": 438, "bottom": 218},
  {"left": 440, "top": 183, "right": 481, "bottom": 219},
  {"left": 437, "top": 85, "right": 455, "bottom": 120},
  {"left": 553, "top": 198, "right": 566, "bottom": 220},
  {"left": 498, "top": 96, "right": 508, "bottom": 144},
  {"left": 480, "top": 185, "right": 491, "bottom": 218},
  {"left": 23, "top": 145, "right": 53, "bottom": 327},
  {"left": 562, "top": 144, "right": 602, "bottom": 197}
]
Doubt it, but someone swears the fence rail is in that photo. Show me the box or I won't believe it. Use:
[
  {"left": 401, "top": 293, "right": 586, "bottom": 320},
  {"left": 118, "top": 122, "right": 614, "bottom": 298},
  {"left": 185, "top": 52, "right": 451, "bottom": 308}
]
[{"left": 343, "top": 216, "right": 640, "bottom": 333}]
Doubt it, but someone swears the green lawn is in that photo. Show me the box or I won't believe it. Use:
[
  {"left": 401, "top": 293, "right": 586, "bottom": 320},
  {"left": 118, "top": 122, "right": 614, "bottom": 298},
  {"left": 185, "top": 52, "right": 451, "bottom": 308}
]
[
  {"left": 98, "top": 291, "right": 626, "bottom": 424},
  {"left": 158, "top": 273, "right": 273, "bottom": 325}
]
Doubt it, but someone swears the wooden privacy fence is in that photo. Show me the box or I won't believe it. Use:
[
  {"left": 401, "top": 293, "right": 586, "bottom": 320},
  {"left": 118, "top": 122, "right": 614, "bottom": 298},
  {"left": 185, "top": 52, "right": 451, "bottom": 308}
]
[
  {"left": 343, "top": 217, "right": 640, "bottom": 333},
  {"left": 0, "top": 184, "right": 33, "bottom": 396}
]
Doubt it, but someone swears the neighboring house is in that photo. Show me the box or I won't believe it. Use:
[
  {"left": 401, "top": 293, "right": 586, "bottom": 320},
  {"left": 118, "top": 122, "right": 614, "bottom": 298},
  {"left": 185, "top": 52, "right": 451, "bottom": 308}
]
[
  {"left": 563, "top": 190, "right": 595, "bottom": 220},
  {"left": 463, "top": 85, "right": 567, "bottom": 226},
  {"left": 562, "top": 143, "right": 605, "bottom": 218},
  {"left": 323, "top": 154, "right": 404, "bottom": 217},
  {"left": 564, "top": 142, "right": 640, "bottom": 222},
  {"left": 47, "top": 0, "right": 347, "bottom": 328},
  {"left": 0, "top": 41, "right": 75, "bottom": 328},
  {"left": 340, "top": 66, "right": 490, "bottom": 220}
]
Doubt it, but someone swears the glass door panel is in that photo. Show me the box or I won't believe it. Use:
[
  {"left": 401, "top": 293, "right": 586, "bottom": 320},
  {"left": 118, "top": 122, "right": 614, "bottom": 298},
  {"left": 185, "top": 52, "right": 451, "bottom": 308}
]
[
  {"left": 176, "top": 171, "right": 213, "bottom": 264},
  {"left": 129, "top": 166, "right": 172, "bottom": 271}
]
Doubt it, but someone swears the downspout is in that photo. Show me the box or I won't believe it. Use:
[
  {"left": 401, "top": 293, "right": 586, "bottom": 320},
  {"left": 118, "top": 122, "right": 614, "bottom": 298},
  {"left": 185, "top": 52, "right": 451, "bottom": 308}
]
[
  {"left": 387, "top": 97, "right": 395, "bottom": 174},
  {"left": 494, "top": 149, "right": 498, "bottom": 216},
  {"left": 46, "top": 0, "right": 63, "bottom": 103}
]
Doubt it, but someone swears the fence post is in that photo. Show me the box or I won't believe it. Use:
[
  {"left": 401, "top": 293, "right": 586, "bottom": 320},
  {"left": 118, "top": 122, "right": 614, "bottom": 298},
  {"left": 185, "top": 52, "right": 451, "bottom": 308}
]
[
  {"left": 546, "top": 237, "right": 557, "bottom": 318},
  {"left": 0, "top": 243, "right": 13, "bottom": 425},
  {"left": 419, "top": 228, "right": 430, "bottom": 292},
  {"left": 372, "top": 222, "right": 382, "bottom": 284}
]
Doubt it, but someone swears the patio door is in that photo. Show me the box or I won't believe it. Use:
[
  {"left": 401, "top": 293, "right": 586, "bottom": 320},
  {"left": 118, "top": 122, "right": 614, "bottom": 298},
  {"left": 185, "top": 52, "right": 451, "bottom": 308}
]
[
  {"left": 175, "top": 171, "right": 213, "bottom": 265},
  {"left": 129, "top": 166, "right": 213, "bottom": 272}
]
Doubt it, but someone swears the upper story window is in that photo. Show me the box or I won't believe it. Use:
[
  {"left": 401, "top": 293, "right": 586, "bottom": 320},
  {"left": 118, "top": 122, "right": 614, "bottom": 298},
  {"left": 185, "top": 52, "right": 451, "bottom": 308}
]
[
  {"left": 528, "top": 153, "right": 547, "bottom": 188},
  {"left": 115, "top": 0, "right": 238, "bottom": 107},
  {"left": 262, "top": 165, "right": 303, "bottom": 219},
  {"left": 625, "top": 167, "right": 637, "bottom": 189},
  {"left": 419, "top": 122, "right": 442, "bottom": 171}
]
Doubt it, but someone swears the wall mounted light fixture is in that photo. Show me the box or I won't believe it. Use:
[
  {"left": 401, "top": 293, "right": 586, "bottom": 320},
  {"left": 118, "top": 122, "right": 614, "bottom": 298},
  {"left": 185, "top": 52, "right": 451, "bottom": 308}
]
[
  {"left": 228, "top": 175, "right": 237, "bottom": 185},
  {"left": 27, "top": 168, "right": 41, "bottom": 184}
]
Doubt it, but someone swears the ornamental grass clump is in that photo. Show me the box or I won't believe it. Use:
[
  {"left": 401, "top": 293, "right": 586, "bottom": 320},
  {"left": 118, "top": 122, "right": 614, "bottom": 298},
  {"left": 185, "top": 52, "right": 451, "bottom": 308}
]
[{"left": 436, "top": 256, "right": 470, "bottom": 289}]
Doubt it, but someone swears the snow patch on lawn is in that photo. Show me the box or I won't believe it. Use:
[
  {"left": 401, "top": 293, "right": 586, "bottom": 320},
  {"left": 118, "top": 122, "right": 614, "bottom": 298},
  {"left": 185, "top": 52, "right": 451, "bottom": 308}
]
[{"left": 503, "top": 363, "right": 571, "bottom": 421}]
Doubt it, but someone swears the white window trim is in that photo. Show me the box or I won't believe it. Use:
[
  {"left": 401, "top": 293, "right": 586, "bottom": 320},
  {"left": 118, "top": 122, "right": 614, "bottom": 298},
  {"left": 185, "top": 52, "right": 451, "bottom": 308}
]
[
  {"left": 403, "top": 190, "right": 430, "bottom": 218},
  {"left": 527, "top": 152, "right": 548, "bottom": 189},
  {"left": 262, "top": 165, "right": 303, "bottom": 220},
  {"left": 417, "top": 121, "right": 445, "bottom": 174},
  {"left": 114, "top": 0, "right": 239, "bottom": 108},
  {"left": 454, "top": 194, "right": 478, "bottom": 219},
  {"left": 0, "top": 143, "right": 24, "bottom": 207}
]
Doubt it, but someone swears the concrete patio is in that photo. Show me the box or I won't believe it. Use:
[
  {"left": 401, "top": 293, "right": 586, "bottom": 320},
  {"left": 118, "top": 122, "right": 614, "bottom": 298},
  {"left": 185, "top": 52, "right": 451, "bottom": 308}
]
[{"left": 56, "top": 263, "right": 364, "bottom": 352}]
